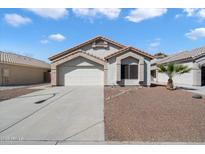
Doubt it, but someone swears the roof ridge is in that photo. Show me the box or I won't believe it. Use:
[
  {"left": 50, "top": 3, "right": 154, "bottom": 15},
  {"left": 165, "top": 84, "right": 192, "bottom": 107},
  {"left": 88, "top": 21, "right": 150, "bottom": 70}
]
[{"left": 49, "top": 36, "right": 126, "bottom": 61}]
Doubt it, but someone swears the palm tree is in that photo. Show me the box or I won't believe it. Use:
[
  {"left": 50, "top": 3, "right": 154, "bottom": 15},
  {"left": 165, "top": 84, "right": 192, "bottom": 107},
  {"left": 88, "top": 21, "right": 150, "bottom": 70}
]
[{"left": 157, "top": 63, "right": 191, "bottom": 90}]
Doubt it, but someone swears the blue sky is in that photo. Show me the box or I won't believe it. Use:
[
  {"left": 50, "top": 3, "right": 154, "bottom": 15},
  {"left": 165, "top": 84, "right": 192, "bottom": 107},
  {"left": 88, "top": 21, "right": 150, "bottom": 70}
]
[{"left": 1, "top": 8, "right": 205, "bottom": 62}]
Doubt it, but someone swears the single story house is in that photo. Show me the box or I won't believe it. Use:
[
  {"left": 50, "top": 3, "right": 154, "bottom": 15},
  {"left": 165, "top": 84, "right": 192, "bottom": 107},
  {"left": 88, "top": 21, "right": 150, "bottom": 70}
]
[
  {"left": 49, "top": 36, "right": 154, "bottom": 86},
  {"left": 0, "top": 51, "right": 50, "bottom": 86},
  {"left": 151, "top": 46, "right": 205, "bottom": 87}
]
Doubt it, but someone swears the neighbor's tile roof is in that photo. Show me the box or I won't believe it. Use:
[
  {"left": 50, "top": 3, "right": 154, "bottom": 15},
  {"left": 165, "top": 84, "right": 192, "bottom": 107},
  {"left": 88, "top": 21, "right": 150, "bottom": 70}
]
[
  {"left": 0, "top": 51, "right": 50, "bottom": 69},
  {"left": 190, "top": 46, "right": 205, "bottom": 58},
  {"left": 154, "top": 46, "right": 205, "bottom": 64}
]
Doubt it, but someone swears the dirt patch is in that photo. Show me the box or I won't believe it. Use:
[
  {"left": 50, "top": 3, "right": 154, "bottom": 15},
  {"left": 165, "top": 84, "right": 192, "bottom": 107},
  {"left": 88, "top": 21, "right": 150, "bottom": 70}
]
[
  {"left": 104, "top": 86, "right": 205, "bottom": 142},
  {"left": 0, "top": 88, "right": 40, "bottom": 102}
]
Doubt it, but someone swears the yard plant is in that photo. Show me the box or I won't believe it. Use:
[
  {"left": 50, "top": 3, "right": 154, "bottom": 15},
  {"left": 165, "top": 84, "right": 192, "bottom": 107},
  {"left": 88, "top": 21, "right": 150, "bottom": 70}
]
[{"left": 157, "top": 63, "right": 191, "bottom": 90}]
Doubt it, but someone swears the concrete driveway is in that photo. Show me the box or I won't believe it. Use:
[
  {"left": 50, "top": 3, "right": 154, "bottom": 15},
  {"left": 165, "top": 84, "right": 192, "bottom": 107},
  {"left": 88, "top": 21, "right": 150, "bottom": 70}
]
[{"left": 0, "top": 86, "right": 104, "bottom": 144}]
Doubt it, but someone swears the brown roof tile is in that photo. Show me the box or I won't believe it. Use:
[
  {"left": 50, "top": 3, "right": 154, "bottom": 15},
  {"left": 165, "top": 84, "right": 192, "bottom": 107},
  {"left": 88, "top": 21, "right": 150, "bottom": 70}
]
[
  {"left": 0, "top": 51, "right": 50, "bottom": 69},
  {"left": 105, "top": 46, "right": 154, "bottom": 60},
  {"left": 49, "top": 36, "right": 126, "bottom": 61},
  {"left": 154, "top": 46, "right": 205, "bottom": 64}
]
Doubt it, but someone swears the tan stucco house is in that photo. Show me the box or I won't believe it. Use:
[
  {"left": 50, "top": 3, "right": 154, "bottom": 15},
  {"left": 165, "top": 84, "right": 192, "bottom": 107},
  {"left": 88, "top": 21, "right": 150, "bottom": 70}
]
[
  {"left": 49, "top": 36, "right": 154, "bottom": 86},
  {"left": 0, "top": 51, "right": 50, "bottom": 86},
  {"left": 151, "top": 46, "right": 205, "bottom": 87}
]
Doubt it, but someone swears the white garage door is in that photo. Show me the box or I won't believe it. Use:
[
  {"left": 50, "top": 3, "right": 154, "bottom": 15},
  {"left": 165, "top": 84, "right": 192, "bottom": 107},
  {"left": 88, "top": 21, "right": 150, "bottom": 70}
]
[{"left": 58, "top": 66, "right": 104, "bottom": 86}]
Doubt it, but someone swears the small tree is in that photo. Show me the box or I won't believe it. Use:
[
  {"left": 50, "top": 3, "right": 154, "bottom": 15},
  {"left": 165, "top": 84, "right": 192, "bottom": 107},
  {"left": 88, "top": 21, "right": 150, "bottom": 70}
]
[{"left": 157, "top": 63, "right": 191, "bottom": 90}]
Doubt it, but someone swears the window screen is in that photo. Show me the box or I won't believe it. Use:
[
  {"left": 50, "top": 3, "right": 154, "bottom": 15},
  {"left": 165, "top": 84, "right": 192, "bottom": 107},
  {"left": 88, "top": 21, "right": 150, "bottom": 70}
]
[
  {"left": 121, "top": 64, "right": 138, "bottom": 79},
  {"left": 130, "top": 65, "right": 138, "bottom": 79}
]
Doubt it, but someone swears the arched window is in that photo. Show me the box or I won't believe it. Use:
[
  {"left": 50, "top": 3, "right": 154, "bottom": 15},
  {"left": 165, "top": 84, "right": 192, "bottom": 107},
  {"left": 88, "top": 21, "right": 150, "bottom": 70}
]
[{"left": 121, "top": 57, "right": 139, "bottom": 79}]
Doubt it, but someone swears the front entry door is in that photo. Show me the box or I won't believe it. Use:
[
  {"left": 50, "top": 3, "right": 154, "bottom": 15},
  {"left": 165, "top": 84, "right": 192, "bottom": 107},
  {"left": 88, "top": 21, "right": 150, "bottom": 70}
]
[{"left": 201, "top": 67, "right": 205, "bottom": 86}]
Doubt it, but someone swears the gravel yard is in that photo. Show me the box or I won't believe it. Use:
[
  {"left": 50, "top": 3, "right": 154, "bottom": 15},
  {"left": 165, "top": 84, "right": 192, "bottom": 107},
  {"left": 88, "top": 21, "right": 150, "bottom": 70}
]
[
  {"left": 104, "top": 86, "right": 205, "bottom": 142},
  {"left": 0, "top": 84, "right": 50, "bottom": 102},
  {"left": 0, "top": 88, "right": 40, "bottom": 102}
]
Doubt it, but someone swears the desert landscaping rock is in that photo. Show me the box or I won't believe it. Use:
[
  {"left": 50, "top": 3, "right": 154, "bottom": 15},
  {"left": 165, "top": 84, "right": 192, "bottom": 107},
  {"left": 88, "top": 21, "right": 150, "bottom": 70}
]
[
  {"left": 192, "top": 94, "right": 203, "bottom": 99},
  {"left": 104, "top": 86, "right": 205, "bottom": 142}
]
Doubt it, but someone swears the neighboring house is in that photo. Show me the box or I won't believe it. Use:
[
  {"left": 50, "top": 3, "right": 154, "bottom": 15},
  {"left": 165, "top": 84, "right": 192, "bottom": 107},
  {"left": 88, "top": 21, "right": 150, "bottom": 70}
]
[
  {"left": 49, "top": 36, "right": 154, "bottom": 86},
  {"left": 153, "top": 52, "right": 167, "bottom": 59},
  {"left": 151, "top": 46, "right": 205, "bottom": 87},
  {"left": 0, "top": 51, "right": 50, "bottom": 86}
]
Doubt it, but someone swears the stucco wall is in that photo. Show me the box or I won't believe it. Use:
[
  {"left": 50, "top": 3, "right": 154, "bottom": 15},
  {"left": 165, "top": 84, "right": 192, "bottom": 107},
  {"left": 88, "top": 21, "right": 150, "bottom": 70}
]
[
  {"left": 144, "top": 59, "right": 151, "bottom": 86},
  {"left": 155, "top": 62, "right": 201, "bottom": 86},
  {"left": 107, "top": 57, "right": 117, "bottom": 85},
  {"left": 81, "top": 43, "right": 121, "bottom": 58},
  {"left": 0, "top": 64, "right": 49, "bottom": 85},
  {"left": 106, "top": 51, "right": 151, "bottom": 86},
  {"left": 58, "top": 56, "right": 101, "bottom": 67}
]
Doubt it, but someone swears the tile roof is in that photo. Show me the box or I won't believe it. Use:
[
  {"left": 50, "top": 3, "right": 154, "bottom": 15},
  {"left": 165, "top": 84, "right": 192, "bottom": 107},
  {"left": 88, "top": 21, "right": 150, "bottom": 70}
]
[
  {"left": 49, "top": 36, "right": 154, "bottom": 62},
  {"left": 190, "top": 46, "right": 205, "bottom": 58},
  {"left": 105, "top": 46, "right": 154, "bottom": 60},
  {"left": 52, "top": 49, "right": 105, "bottom": 63},
  {"left": 153, "top": 46, "right": 205, "bottom": 64},
  {"left": 49, "top": 36, "right": 126, "bottom": 61},
  {"left": 0, "top": 51, "right": 50, "bottom": 69}
]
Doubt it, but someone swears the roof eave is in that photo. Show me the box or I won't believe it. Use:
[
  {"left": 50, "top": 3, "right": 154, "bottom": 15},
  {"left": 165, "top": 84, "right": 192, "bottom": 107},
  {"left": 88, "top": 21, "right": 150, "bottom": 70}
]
[{"left": 105, "top": 46, "right": 154, "bottom": 60}]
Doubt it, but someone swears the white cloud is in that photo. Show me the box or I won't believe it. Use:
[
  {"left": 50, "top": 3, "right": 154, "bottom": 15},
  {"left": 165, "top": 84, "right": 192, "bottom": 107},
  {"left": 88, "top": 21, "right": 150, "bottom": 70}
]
[
  {"left": 185, "top": 28, "right": 205, "bottom": 40},
  {"left": 197, "top": 9, "right": 205, "bottom": 18},
  {"left": 183, "top": 8, "right": 197, "bottom": 16},
  {"left": 125, "top": 8, "right": 167, "bottom": 23},
  {"left": 4, "top": 13, "right": 32, "bottom": 27},
  {"left": 147, "top": 38, "right": 161, "bottom": 51},
  {"left": 150, "top": 39, "right": 160, "bottom": 47},
  {"left": 48, "top": 33, "right": 66, "bottom": 42},
  {"left": 26, "top": 8, "right": 68, "bottom": 20},
  {"left": 175, "top": 14, "right": 183, "bottom": 19},
  {"left": 72, "top": 9, "right": 96, "bottom": 18},
  {"left": 72, "top": 8, "right": 121, "bottom": 20},
  {"left": 97, "top": 9, "right": 121, "bottom": 19},
  {"left": 149, "top": 42, "right": 160, "bottom": 47},
  {"left": 40, "top": 39, "right": 49, "bottom": 44},
  {"left": 182, "top": 9, "right": 205, "bottom": 20}
]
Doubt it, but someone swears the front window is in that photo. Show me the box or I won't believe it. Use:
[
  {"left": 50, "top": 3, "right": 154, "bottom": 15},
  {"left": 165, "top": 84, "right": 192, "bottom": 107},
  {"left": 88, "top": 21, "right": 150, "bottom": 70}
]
[
  {"left": 121, "top": 64, "right": 138, "bottom": 79},
  {"left": 151, "top": 70, "right": 156, "bottom": 78}
]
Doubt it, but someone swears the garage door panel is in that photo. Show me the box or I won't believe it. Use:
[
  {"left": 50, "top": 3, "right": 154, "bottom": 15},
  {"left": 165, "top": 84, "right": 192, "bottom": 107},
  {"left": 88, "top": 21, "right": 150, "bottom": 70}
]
[{"left": 58, "top": 66, "right": 104, "bottom": 86}]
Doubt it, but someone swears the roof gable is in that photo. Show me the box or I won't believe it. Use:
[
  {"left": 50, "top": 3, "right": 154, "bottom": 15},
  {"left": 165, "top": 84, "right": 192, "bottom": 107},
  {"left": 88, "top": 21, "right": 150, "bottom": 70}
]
[
  {"left": 105, "top": 46, "right": 154, "bottom": 60},
  {"left": 51, "top": 50, "right": 106, "bottom": 68},
  {"left": 49, "top": 36, "right": 126, "bottom": 61}
]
